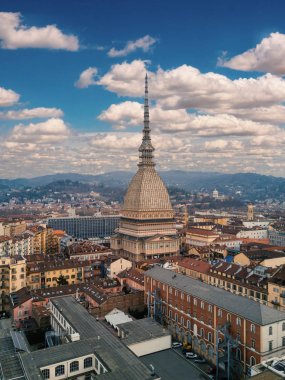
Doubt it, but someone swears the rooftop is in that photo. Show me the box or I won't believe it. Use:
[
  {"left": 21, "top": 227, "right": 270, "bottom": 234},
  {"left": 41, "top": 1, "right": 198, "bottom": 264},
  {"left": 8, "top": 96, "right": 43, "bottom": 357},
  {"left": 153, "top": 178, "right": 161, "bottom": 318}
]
[{"left": 117, "top": 318, "right": 170, "bottom": 346}]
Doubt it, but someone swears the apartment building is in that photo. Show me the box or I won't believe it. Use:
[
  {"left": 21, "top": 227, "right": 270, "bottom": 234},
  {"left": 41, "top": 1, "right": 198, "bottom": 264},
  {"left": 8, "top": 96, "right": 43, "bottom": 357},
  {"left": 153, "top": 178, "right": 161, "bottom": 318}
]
[
  {"left": 267, "top": 266, "right": 285, "bottom": 310},
  {"left": 145, "top": 266, "right": 285, "bottom": 374},
  {"left": 177, "top": 258, "right": 270, "bottom": 305},
  {"left": 0, "top": 236, "right": 13, "bottom": 257},
  {"left": 26, "top": 259, "right": 95, "bottom": 290},
  {"left": 0, "top": 256, "right": 26, "bottom": 311}
]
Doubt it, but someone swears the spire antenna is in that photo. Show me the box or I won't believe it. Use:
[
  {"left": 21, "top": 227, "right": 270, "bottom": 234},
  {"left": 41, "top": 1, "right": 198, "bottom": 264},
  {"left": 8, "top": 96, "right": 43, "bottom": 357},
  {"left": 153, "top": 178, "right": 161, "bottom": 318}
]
[{"left": 138, "top": 73, "right": 155, "bottom": 167}]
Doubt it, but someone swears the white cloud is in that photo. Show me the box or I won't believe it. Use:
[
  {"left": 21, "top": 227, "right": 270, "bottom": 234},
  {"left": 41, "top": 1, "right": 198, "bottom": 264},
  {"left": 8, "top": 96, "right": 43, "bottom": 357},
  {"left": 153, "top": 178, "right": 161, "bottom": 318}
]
[
  {"left": 75, "top": 67, "right": 98, "bottom": 88},
  {"left": 0, "top": 86, "right": 20, "bottom": 106},
  {"left": 0, "top": 107, "right": 63, "bottom": 120},
  {"left": 97, "top": 60, "right": 285, "bottom": 114},
  {"left": 7, "top": 118, "right": 70, "bottom": 144},
  {"left": 205, "top": 139, "right": 243, "bottom": 151},
  {"left": 98, "top": 100, "right": 282, "bottom": 138},
  {"left": 0, "top": 12, "right": 79, "bottom": 50},
  {"left": 218, "top": 33, "right": 285, "bottom": 75},
  {"left": 108, "top": 35, "right": 157, "bottom": 57}
]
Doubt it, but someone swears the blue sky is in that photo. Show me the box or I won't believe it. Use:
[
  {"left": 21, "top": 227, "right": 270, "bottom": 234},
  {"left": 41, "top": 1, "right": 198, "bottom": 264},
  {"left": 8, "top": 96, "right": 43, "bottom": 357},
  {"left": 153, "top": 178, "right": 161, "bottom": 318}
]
[{"left": 1, "top": 0, "right": 285, "bottom": 178}]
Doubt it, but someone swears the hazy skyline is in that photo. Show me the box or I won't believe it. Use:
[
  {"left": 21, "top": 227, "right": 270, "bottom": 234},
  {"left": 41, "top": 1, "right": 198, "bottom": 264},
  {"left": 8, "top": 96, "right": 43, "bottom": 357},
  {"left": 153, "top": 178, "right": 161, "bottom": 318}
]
[{"left": 1, "top": 0, "right": 285, "bottom": 178}]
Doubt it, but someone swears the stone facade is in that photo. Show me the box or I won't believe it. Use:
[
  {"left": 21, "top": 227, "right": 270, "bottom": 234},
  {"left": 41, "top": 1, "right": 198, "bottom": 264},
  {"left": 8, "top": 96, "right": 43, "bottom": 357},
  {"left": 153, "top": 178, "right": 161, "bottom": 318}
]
[{"left": 111, "top": 76, "right": 179, "bottom": 262}]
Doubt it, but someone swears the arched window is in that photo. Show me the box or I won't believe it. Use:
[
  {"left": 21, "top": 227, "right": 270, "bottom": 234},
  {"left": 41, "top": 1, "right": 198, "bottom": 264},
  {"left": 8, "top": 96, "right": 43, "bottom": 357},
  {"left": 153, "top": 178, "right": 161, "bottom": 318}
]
[
  {"left": 250, "top": 356, "right": 256, "bottom": 367},
  {"left": 55, "top": 365, "right": 65, "bottom": 377},
  {"left": 70, "top": 361, "right": 79, "bottom": 373},
  {"left": 41, "top": 369, "right": 50, "bottom": 379},
  {"left": 208, "top": 332, "right": 212, "bottom": 342},
  {"left": 84, "top": 357, "right": 93, "bottom": 368}
]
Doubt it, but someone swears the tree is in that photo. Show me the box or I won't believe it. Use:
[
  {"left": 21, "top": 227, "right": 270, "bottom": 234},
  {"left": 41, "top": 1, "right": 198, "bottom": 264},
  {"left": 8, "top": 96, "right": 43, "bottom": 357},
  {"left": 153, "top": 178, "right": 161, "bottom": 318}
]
[{"left": 56, "top": 274, "right": 68, "bottom": 286}]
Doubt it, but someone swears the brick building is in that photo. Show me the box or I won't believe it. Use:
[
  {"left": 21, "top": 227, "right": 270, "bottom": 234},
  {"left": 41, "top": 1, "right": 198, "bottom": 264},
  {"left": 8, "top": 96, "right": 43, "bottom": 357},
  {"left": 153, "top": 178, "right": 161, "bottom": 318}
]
[{"left": 145, "top": 266, "right": 285, "bottom": 374}]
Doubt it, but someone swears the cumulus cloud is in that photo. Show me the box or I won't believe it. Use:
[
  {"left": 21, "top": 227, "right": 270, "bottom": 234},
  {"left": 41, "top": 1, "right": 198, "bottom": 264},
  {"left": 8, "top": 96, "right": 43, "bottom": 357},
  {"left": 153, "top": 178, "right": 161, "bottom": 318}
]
[
  {"left": 218, "top": 33, "right": 285, "bottom": 75},
  {"left": 7, "top": 118, "right": 70, "bottom": 144},
  {"left": 108, "top": 35, "right": 157, "bottom": 57},
  {"left": 97, "top": 60, "right": 285, "bottom": 116},
  {"left": 0, "top": 12, "right": 79, "bottom": 50},
  {"left": 0, "top": 86, "right": 20, "bottom": 106},
  {"left": 0, "top": 107, "right": 63, "bottom": 120},
  {"left": 75, "top": 67, "right": 98, "bottom": 88},
  {"left": 98, "top": 100, "right": 282, "bottom": 138}
]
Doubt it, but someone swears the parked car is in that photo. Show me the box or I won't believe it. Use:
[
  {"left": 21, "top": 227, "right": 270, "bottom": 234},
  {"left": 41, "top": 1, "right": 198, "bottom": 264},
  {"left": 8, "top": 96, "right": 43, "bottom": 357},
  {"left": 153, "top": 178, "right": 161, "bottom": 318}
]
[
  {"left": 172, "top": 342, "right": 183, "bottom": 348},
  {"left": 185, "top": 352, "right": 198, "bottom": 359},
  {"left": 194, "top": 357, "right": 206, "bottom": 364}
]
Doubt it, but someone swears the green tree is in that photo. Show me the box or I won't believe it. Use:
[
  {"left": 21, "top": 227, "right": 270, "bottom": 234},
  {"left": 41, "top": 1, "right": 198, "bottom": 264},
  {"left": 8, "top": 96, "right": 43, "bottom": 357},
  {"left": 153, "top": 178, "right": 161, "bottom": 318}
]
[{"left": 56, "top": 274, "right": 68, "bottom": 286}]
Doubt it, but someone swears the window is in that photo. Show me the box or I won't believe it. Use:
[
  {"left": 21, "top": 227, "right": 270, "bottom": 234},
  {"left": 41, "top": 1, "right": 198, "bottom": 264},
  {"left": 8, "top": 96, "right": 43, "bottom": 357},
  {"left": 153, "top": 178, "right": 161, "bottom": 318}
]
[
  {"left": 201, "top": 301, "right": 204, "bottom": 309},
  {"left": 236, "top": 317, "right": 241, "bottom": 326},
  {"left": 41, "top": 369, "right": 50, "bottom": 379},
  {"left": 84, "top": 357, "right": 93, "bottom": 368},
  {"left": 218, "top": 309, "right": 222, "bottom": 317},
  {"left": 181, "top": 316, "right": 184, "bottom": 326},
  {"left": 269, "top": 341, "right": 273, "bottom": 351},
  {"left": 208, "top": 305, "right": 212, "bottom": 312},
  {"left": 55, "top": 365, "right": 65, "bottom": 377},
  {"left": 227, "top": 313, "right": 231, "bottom": 322},
  {"left": 236, "top": 348, "right": 241, "bottom": 361},
  {"left": 208, "top": 332, "right": 212, "bottom": 342},
  {"left": 187, "top": 320, "right": 191, "bottom": 329},
  {"left": 250, "top": 356, "right": 256, "bottom": 367},
  {"left": 250, "top": 324, "right": 255, "bottom": 333},
  {"left": 187, "top": 295, "right": 191, "bottom": 302},
  {"left": 200, "top": 328, "right": 204, "bottom": 338},
  {"left": 70, "top": 361, "right": 79, "bottom": 372},
  {"left": 169, "top": 287, "right": 172, "bottom": 294},
  {"left": 193, "top": 298, "right": 197, "bottom": 306},
  {"left": 175, "top": 313, "right": 178, "bottom": 322},
  {"left": 269, "top": 326, "right": 273, "bottom": 335},
  {"left": 169, "top": 310, "right": 172, "bottom": 319},
  {"left": 283, "top": 322, "right": 285, "bottom": 331},
  {"left": 251, "top": 339, "right": 255, "bottom": 349},
  {"left": 181, "top": 293, "right": 184, "bottom": 300}
]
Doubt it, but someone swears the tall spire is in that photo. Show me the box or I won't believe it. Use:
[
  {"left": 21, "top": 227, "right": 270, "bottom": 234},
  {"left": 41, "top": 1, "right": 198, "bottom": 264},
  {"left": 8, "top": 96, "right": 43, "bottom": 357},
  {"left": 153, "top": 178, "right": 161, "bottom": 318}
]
[{"left": 138, "top": 73, "right": 155, "bottom": 167}]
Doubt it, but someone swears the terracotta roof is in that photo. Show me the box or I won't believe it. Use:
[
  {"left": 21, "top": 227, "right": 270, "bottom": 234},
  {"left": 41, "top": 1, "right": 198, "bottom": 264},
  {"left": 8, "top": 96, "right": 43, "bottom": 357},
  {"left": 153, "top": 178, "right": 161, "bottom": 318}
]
[
  {"left": 10, "top": 287, "right": 33, "bottom": 308},
  {"left": 0, "top": 236, "right": 12, "bottom": 242},
  {"left": 117, "top": 268, "right": 145, "bottom": 286},
  {"left": 178, "top": 257, "right": 211, "bottom": 274}
]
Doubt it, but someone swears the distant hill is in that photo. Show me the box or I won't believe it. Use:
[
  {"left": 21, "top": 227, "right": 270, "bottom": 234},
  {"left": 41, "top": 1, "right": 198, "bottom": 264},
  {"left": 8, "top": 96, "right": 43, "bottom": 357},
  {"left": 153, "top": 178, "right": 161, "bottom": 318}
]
[{"left": 1, "top": 170, "right": 285, "bottom": 201}]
